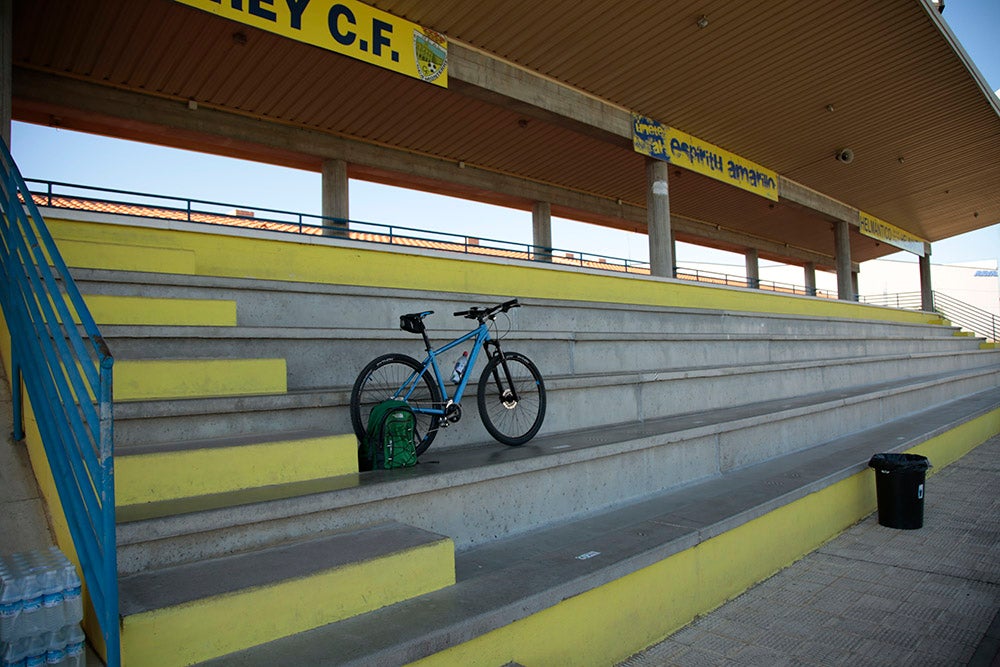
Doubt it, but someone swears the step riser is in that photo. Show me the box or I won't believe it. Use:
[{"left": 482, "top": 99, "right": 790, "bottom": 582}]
[
  {"left": 116, "top": 435, "right": 357, "bottom": 506},
  {"left": 101, "top": 332, "right": 985, "bottom": 391},
  {"left": 115, "top": 370, "right": 1000, "bottom": 574},
  {"left": 114, "top": 358, "right": 287, "bottom": 401}
]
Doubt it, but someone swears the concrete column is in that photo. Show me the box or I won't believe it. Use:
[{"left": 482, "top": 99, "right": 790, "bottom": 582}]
[
  {"left": 745, "top": 248, "right": 760, "bottom": 289},
  {"left": 321, "top": 158, "right": 349, "bottom": 237},
  {"left": 646, "top": 158, "right": 674, "bottom": 278},
  {"left": 804, "top": 262, "right": 817, "bottom": 296},
  {"left": 1, "top": 0, "right": 11, "bottom": 147},
  {"left": 834, "top": 219, "right": 854, "bottom": 301},
  {"left": 532, "top": 201, "right": 553, "bottom": 262},
  {"left": 919, "top": 251, "right": 934, "bottom": 311}
]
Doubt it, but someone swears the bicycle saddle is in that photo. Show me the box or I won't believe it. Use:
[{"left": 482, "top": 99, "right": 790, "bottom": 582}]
[{"left": 400, "top": 311, "right": 433, "bottom": 334}]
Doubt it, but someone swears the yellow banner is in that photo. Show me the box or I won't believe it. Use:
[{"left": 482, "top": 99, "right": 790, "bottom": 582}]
[
  {"left": 175, "top": 0, "right": 448, "bottom": 87},
  {"left": 859, "top": 211, "right": 926, "bottom": 256},
  {"left": 632, "top": 114, "right": 778, "bottom": 201}
]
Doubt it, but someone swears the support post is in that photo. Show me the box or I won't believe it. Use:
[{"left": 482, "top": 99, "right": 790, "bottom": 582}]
[
  {"left": 745, "top": 248, "right": 760, "bottom": 289},
  {"left": 919, "top": 249, "right": 934, "bottom": 312},
  {"left": 804, "top": 262, "right": 817, "bottom": 296},
  {"left": 646, "top": 158, "right": 674, "bottom": 278},
  {"left": 321, "top": 159, "right": 349, "bottom": 237},
  {"left": 532, "top": 201, "right": 553, "bottom": 261},
  {"left": 834, "top": 219, "right": 854, "bottom": 301}
]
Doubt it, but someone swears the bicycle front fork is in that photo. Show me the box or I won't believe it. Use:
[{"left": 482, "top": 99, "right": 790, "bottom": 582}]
[{"left": 482, "top": 340, "right": 520, "bottom": 403}]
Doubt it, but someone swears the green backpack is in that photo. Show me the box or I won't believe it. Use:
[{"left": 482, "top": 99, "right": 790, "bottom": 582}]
[{"left": 363, "top": 400, "right": 418, "bottom": 470}]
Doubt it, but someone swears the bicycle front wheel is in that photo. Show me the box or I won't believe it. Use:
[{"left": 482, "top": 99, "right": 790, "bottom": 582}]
[
  {"left": 350, "top": 353, "right": 442, "bottom": 456},
  {"left": 477, "top": 352, "right": 546, "bottom": 446}
]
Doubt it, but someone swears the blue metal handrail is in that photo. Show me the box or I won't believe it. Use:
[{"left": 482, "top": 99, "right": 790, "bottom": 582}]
[{"left": 0, "top": 147, "right": 119, "bottom": 665}]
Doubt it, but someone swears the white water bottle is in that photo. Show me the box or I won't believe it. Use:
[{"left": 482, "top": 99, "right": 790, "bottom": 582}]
[{"left": 451, "top": 351, "right": 469, "bottom": 383}]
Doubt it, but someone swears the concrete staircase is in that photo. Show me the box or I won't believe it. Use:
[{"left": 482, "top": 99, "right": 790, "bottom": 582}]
[
  {"left": 64, "top": 265, "right": 1000, "bottom": 665},
  {"left": 33, "top": 212, "right": 998, "bottom": 665}
]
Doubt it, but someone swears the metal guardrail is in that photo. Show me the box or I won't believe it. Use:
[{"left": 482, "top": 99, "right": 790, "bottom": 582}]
[
  {"left": 860, "top": 291, "right": 998, "bottom": 342},
  {"left": 25, "top": 179, "right": 835, "bottom": 298},
  {"left": 1, "top": 148, "right": 120, "bottom": 665}
]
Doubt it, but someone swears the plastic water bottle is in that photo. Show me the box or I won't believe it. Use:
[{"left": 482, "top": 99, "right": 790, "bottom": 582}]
[
  {"left": 63, "top": 626, "right": 85, "bottom": 667},
  {"left": 451, "top": 351, "right": 469, "bottom": 383},
  {"left": 0, "top": 560, "right": 23, "bottom": 642}
]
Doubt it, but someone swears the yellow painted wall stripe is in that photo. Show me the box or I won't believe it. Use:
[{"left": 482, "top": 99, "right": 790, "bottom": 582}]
[
  {"left": 79, "top": 294, "right": 238, "bottom": 326},
  {"left": 114, "top": 358, "right": 286, "bottom": 400},
  {"left": 412, "top": 408, "right": 1000, "bottom": 666},
  {"left": 115, "top": 434, "right": 358, "bottom": 505},
  {"left": 121, "top": 539, "right": 456, "bottom": 667},
  {"left": 47, "top": 217, "right": 937, "bottom": 325},
  {"left": 55, "top": 238, "right": 196, "bottom": 274}
]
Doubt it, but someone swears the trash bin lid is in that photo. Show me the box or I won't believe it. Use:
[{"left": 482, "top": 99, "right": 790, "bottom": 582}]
[{"left": 868, "top": 452, "right": 932, "bottom": 473}]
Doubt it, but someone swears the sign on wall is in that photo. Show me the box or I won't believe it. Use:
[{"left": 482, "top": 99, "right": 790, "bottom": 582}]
[
  {"left": 632, "top": 114, "right": 778, "bottom": 201},
  {"left": 859, "top": 211, "right": 926, "bottom": 256},
  {"left": 176, "top": 0, "right": 448, "bottom": 87}
]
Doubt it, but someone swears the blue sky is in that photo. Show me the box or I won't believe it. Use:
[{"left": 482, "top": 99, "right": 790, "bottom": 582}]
[{"left": 11, "top": 1, "right": 1000, "bottom": 270}]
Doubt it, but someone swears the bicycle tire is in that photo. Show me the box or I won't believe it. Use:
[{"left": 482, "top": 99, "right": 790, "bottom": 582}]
[
  {"left": 350, "top": 353, "right": 442, "bottom": 456},
  {"left": 477, "top": 351, "right": 546, "bottom": 446}
]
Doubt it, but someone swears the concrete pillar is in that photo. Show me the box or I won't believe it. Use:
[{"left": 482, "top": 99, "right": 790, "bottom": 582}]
[
  {"left": 851, "top": 271, "right": 860, "bottom": 301},
  {"left": 646, "top": 158, "right": 674, "bottom": 278},
  {"left": 834, "top": 219, "right": 854, "bottom": 301},
  {"left": 804, "top": 262, "right": 817, "bottom": 296},
  {"left": 745, "top": 248, "right": 760, "bottom": 289},
  {"left": 321, "top": 158, "right": 349, "bottom": 237},
  {"left": 919, "top": 251, "right": 934, "bottom": 312},
  {"left": 1, "top": 0, "right": 11, "bottom": 147},
  {"left": 532, "top": 201, "right": 553, "bottom": 261}
]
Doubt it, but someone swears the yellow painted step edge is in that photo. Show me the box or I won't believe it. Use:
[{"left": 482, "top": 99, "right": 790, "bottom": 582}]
[
  {"left": 980, "top": 342, "right": 998, "bottom": 350},
  {"left": 411, "top": 409, "right": 1000, "bottom": 667},
  {"left": 77, "top": 294, "right": 238, "bottom": 326},
  {"left": 115, "top": 434, "right": 358, "bottom": 505},
  {"left": 120, "top": 538, "right": 456, "bottom": 667},
  {"left": 114, "top": 358, "right": 287, "bottom": 400}
]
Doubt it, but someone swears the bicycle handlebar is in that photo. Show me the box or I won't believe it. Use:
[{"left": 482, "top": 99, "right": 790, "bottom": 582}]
[{"left": 454, "top": 298, "right": 520, "bottom": 321}]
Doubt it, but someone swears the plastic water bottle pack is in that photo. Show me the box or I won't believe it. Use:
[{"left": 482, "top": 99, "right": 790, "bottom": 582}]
[{"left": 0, "top": 548, "right": 85, "bottom": 667}]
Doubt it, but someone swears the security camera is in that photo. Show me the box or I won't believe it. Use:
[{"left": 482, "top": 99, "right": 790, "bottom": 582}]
[{"left": 835, "top": 148, "right": 855, "bottom": 164}]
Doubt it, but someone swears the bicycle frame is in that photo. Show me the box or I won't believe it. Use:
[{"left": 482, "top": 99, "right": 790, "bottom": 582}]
[{"left": 395, "top": 321, "right": 496, "bottom": 417}]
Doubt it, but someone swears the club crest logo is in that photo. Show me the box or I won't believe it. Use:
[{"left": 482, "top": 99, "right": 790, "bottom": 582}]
[{"left": 413, "top": 28, "right": 447, "bottom": 83}]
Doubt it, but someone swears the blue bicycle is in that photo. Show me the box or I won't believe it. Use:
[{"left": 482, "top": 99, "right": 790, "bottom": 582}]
[{"left": 350, "top": 299, "right": 546, "bottom": 454}]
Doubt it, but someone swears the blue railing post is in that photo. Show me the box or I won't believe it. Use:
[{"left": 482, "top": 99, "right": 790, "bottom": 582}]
[{"left": 10, "top": 343, "right": 23, "bottom": 441}]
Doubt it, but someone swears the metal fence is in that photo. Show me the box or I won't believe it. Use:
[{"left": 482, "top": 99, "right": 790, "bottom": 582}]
[
  {"left": 1, "top": 147, "right": 119, "bottom": 665},
  {"left": 26, "top": 179, "right": 837, "bottom": 297},
  {"left": 860, "top": 291, "right": 998, "bottom": 342}
]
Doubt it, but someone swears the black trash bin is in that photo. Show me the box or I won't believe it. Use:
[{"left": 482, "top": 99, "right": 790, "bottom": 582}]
[{"left": 868, "top": 453, "right": 932, "bottom": 529}]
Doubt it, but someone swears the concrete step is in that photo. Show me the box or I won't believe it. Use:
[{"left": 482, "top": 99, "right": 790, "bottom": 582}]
[
  {"left": 117, "top": 521, "right": 455, "bottom": 667},
  {"left": 96, "top": 323, "right": 987, "bottom": 391},
  {"left": 111, "top": 350, "right": 1000, "bottom": 451},
  {"left": 71, "top": 267, "right": 951, "bottom": 339},
  {"left": 113, "top": 365, "right": 1000, "bottom": 576},
  {"left": 115, "top": 429, "right": 357, "bottom": 506},
  {"left": 199, "top": 387, "right": 1000, "bottom": 667}
]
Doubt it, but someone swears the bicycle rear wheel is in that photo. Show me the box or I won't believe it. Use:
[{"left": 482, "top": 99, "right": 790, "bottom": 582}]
[
  {"left": 350, "top": 353, "right": 442, "bottom": 456},
  {"left": 477, "top": 351, "right": 546, "bottom": 446}
]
